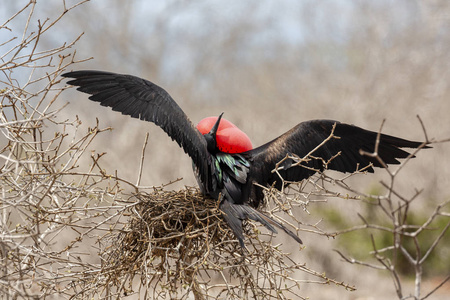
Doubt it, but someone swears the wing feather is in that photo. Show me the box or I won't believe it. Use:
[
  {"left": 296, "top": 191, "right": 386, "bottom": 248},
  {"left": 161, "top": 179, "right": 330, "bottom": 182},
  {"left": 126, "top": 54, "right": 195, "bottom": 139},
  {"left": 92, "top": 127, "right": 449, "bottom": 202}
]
[
  {"left": 62, "top": 70, "right": 211, "bottom": 187},
  {"left": 246, "top": 119, "right": 428, "bottom": 189}
]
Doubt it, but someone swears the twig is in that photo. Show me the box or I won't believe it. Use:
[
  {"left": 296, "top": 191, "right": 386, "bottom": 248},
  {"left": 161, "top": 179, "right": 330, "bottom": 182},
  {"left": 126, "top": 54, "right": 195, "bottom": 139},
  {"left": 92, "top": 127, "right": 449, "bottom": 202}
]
[{"left": 136, "top": 132, "right": 149, "bottom": 188}]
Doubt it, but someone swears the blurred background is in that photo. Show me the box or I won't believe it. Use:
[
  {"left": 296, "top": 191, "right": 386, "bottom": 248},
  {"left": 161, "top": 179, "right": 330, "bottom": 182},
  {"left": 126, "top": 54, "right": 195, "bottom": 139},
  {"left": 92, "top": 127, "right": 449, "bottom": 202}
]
[{"left": 2, "top": 0, "right": 450, "bottom": 298}]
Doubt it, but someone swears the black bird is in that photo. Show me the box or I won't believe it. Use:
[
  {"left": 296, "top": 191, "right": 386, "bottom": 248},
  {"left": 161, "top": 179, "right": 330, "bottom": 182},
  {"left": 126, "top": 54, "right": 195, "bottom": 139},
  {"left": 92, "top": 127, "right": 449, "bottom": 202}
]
[{"left": 62, "top": 70, "right": 428, "bottom": 248}]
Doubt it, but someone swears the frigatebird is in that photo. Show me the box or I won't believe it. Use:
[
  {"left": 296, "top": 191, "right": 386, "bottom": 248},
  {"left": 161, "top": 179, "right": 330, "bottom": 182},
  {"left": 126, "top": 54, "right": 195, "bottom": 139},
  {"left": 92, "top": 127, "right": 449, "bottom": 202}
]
[{"left": 62, "top": 70, "right": 427, "bottom": 248}]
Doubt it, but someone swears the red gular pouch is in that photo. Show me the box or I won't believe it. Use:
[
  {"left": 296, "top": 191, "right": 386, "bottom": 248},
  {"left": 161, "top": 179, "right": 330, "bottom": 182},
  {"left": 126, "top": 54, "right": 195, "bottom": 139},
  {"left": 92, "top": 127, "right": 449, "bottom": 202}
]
[
  {"left": 196, "top": 116, "right": 237, "bottom": 133},
  {"left": 197, "top": 117, "right": 252, "bottom": 154}
]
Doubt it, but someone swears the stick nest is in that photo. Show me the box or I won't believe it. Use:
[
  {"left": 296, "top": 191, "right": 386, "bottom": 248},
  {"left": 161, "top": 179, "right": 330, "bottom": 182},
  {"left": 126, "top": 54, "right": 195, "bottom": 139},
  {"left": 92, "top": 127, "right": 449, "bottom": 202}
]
[{"left": 96, "top": 186, "right": 311, "bottom": 299}]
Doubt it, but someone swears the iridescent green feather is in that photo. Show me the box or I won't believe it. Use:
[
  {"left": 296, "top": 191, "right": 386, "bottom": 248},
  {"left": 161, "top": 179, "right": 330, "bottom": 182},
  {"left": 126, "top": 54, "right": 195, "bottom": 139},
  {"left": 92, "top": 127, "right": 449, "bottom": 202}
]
[
  {"left": 215, "top": 153, "right": 249, "bottom": 183},
  {"left": 214, "top": 158, "right": 223, "bottom": 183}
]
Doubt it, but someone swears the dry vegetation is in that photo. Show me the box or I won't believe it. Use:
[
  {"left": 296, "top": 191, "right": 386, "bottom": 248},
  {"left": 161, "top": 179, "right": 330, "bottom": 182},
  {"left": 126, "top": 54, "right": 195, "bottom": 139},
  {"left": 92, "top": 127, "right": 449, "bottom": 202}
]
[{"left": 1, "top": 1, "right": 450, "bottom": 299}]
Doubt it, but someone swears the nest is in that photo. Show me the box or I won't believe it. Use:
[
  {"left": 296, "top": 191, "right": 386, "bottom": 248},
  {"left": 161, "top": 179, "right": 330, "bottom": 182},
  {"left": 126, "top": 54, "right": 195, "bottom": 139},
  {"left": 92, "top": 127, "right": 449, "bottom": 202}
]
[
  {"left": 92, "top": 186, "right": 314, "bottom": 299},
  {"left": 118, "top": 187, "right": 227, "bottom": 256}
]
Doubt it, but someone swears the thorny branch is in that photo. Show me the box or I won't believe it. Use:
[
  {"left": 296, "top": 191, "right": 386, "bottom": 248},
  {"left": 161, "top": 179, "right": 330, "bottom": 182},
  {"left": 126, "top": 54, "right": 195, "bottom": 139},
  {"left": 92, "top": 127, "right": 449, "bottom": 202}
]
[
  {"left": 265, "top": 118, "right": 449, "bottom": 300},
  {"left": 1, "top": 1, "right": 449, "bottom": 300}
]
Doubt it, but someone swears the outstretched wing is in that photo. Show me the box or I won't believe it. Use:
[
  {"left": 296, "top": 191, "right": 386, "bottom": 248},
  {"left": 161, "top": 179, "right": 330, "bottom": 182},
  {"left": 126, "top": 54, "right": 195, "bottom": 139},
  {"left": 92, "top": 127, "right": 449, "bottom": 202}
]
[
  {"left": 246, "top": 119, "right": 428, "bottom": 190},
  {"left": 62, "top": 70, "right": 211, "bottom": 185}
]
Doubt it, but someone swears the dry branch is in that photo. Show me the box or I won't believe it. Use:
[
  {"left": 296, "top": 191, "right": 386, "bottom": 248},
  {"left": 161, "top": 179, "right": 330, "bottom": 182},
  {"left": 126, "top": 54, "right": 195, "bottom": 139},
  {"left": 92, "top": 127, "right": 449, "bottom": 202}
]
[{"left": 2, "top": 1, "right": 449, "bottom": 300}]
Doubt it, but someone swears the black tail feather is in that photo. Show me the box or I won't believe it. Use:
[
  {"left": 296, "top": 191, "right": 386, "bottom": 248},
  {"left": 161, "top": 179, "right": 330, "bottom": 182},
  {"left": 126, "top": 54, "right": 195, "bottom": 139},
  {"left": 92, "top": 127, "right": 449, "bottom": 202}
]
[{"left": 220, "top": 199, "right": 303, "bottom": 248}]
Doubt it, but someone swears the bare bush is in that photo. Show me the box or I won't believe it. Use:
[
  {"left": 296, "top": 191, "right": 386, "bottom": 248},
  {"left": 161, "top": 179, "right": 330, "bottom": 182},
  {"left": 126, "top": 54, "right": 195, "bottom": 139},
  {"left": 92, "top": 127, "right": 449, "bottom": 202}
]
[
  {"left": 1, "top": 1, "right": 449, "bottom": 300},
  {"left": 332, "top": 124, "right": 450, "bottom": 300},
  {"left": 265, "top": 121, "right": 450, "bottom": 300}
]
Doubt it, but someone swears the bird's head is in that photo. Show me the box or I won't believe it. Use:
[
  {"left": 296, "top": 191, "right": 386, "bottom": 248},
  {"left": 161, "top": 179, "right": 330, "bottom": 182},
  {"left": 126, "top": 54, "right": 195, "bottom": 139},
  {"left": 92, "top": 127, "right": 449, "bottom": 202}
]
[{"left": 203, "top": 112, "right": 224, "bottom": 153}]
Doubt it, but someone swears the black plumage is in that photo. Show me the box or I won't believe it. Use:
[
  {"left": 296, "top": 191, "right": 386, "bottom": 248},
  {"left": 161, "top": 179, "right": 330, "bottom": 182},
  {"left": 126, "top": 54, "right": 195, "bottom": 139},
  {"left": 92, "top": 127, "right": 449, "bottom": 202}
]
[{"left": 62, "top": 70, "right": 428, "bottom": 248}]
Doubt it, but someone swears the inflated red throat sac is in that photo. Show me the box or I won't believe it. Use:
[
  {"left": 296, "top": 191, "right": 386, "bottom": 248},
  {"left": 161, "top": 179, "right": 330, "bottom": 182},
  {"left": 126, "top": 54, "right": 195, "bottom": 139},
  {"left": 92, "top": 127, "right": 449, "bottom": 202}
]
[{"left": 196, "top": 116, "right": 253, "bottom": 154}]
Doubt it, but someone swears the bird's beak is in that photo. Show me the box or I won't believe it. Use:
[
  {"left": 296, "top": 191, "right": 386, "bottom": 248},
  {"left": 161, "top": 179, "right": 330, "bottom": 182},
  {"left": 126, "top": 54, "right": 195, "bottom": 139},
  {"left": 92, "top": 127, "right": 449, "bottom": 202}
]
[{"left": 209, "top": 112, "right": 224, "bottom": 137}]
